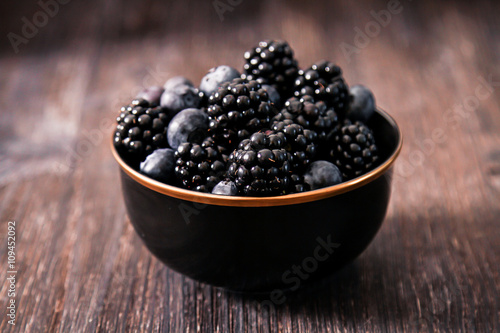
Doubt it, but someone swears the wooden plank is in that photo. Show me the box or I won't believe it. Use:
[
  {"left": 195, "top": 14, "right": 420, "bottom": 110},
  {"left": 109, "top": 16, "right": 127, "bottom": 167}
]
[{"left": 0, "top": 0, "right": 499, "bottom": 332}]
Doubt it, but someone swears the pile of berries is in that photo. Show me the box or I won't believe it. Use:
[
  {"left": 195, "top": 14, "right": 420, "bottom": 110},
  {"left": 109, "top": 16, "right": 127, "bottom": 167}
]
[{"left": 114, "top": 40, "right": 380, "bottom": 196}]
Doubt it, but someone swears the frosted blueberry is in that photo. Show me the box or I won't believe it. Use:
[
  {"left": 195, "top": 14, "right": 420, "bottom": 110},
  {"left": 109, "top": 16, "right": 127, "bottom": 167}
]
[
  {"left": 304, "top": 160, "right": 343, "bottom": 190},
  {"left": 167, "top": 108, "right": 208, "bottom": 149},
  {"left": 347, "top": 85, "right": 375, "bottom": 123},
  {"left": 199, "top": 66, "right": 241, "bottom": 97},
  {"left": 140, "top": 148, "right": 176, "bottom": 183},
  {"left": 212, "top": 180, "right": 238, "bottom": 196}
]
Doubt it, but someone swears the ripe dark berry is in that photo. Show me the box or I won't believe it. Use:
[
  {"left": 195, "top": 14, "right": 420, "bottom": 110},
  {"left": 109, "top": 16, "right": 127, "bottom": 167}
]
[
  {"left": 207, "top": 78, "right": 278, "bottom": 150},
  {"left": 347, "top": 84, "right": 376, "bottom": 123},
  {"left": 227, "top": 132, "right": 293, "bottom": 196},
  {"left": 114, "top": 98, "right": 170, "bottom": 164},
  {"left": 304, "top": 160, "right": 343, "bottom": 190},
  {"left": 274, "top": 95, "right": 339, "bottom": 143},
  {"left": 242, "top": 40, "right": 299, "bottom": 99},
  {"left": 294, "top": 60, "right": 350, "bottom": 119},
  {"left": 271, "top": 122, "right": 318, "bottom": 172},
  {"left": 140, "top": 148, "right": 176, "bottom": 183},
  {"left": 290, "top": 173, "right": 311, "bottom": 193},
  {"left": 174, "top": 138, "right": 228, "bottom": 193},
  {"left": 136, "top": 86, "right": 164, "bottom": 106},
  {"left": 212, "top": 179, "right": 239, "bottom": 196},
  {"left": 329, "top": 120, "right": 379, "bottom": 179},
  {"left": 164, "top": 76, "right": 194, "bottom": 91},
  {"left": 161, "top": 83, "right": 201, "bottom": 116},
  {"left": 167, "top": 108, "right": 209, "bottom": 149},
  {"left": 200, "top": 66, "right": 241, "bottom": 97},
  {"left": 262, "top": 84, "right": 281, "bottom": 108}
]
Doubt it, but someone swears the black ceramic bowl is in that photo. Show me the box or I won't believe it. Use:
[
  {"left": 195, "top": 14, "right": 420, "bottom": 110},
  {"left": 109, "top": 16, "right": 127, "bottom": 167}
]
[{"left": 111, "top": 108, "right": 402, "bottom": 292}]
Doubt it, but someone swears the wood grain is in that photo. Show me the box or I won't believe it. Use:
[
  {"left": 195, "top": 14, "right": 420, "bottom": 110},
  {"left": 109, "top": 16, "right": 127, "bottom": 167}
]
[{"left": 1, "top": 0, "right": 499, "bottom": 332}]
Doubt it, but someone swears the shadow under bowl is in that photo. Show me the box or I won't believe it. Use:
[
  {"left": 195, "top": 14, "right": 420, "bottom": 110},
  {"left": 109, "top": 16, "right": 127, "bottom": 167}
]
[{"left": 111, "top": 108, "right": 402, "bottom": 292}]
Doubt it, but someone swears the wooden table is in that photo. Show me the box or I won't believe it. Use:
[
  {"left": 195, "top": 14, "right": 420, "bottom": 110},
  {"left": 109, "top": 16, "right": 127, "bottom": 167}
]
[{"left": 1, "top": 0, "right": 499, "bottom": 331}]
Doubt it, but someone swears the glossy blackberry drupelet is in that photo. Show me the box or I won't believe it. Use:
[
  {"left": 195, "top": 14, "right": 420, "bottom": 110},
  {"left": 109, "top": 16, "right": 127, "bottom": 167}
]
[
  {"left": 273, "top": 95, "right": 339, "bottom": 143},
  {"left": 207, "top": 78, "right": 278, "bottom": 150},
  {"left": 114, "top": 98, "right": 170, "bottom": 164},
  {"left": 227, "top": 132, "right": 293, "bottom": 196},
  {"left": 289, "top": 173, "right": 311, "bottom": 193},
  {"left": 174, "top": 138, "right": 227, "bottom": 193},
  {"left": 242, "top": 40, "right": 299, "bottom": 99},
  {"left": 329, "top": 120, "right": 379, "bottom": 179},
  {"left": 294, "top": 60, "right": 351, "bottom": 119},
  {"left": 271, "top": 121, "right": 318, "bottom": 172}
]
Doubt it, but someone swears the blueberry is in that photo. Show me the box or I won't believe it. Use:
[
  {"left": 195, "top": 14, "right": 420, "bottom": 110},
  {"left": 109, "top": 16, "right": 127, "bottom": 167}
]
[
  {"left": 161, "top": 84, "right": 201, "bottom": 115},
  {"left": 135, "top": 86, "right": 165, "bottom": 105},
  {"left": 140, "top": 148, "right": 176, "bottom": 183},
  {"left": 347, "top": 85, "right": 376, "bottom": 123},
  {"left": 199, "top": 66, "right": 241, "bottom": 97},
  {"left": 304, "top": 160, "right": 343, "bottom": 190},
  {"left": 212, "top": 180, "right": 238, "bottom": 196},
  {"left": 163, "top": 76, "right": 194, "bottom": 91},
  {"left": 167, "top": 108, "right": 208, "bottom": 149},
  {"left": 262, "top": 84, "right": 281, "bottom": 108}
]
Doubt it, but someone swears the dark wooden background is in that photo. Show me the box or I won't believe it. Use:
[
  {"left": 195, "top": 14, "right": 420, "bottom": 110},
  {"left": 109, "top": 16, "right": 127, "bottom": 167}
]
[{"left": 1, "top": 0, "right": 499, "bottom": 332}]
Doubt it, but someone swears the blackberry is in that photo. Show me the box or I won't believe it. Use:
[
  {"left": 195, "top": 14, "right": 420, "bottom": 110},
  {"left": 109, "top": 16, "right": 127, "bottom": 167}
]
[
  {"left": 207, "top": 78, "right": 278, "bottom": 149},
  {"left": 329, "top": 120, "right": 379, "bottom": 179},
  {"left": 114, "top": 98, "right": 170, "bottom": 163},
  {"left": 174, "top": 138, "right": 227, "bottom": 193},
  {"left": 242, "top": 40, "right": 299, "bottom": 99},
  {"left": 271, "top": 121, "right": 318, "bottom": 172},
  {"left": 227, "top": 132, "right": 293, "bottom": 196},
  {"left": 274, "top": 95, "right": 339, "bottom": 142},
  {"left": 293, "top": 60, "right": 350, "bottom": 119}
]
